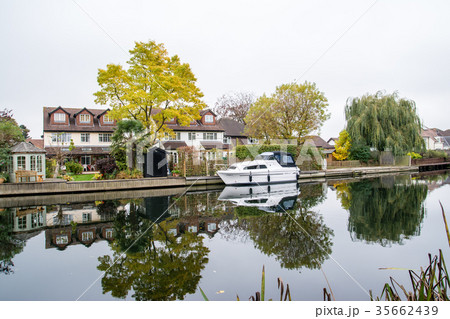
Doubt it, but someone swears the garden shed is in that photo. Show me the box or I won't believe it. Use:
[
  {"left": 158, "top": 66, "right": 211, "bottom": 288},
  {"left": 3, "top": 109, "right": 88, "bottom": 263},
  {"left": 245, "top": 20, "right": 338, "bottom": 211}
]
[{"left": 10, "top": 141, "right": 46, "bottom": 183}]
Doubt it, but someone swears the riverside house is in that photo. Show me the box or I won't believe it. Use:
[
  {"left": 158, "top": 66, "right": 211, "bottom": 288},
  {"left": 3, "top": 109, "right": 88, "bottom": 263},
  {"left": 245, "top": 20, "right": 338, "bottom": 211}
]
[
  {"left": 43, "top": 106, "right": 252, "bottom": 168},
  {"left": 43, "top": 106, "right": 116, "bottom": 170},
  {"left": 161, "top": 110, "right": 252, "bottom": 163}
]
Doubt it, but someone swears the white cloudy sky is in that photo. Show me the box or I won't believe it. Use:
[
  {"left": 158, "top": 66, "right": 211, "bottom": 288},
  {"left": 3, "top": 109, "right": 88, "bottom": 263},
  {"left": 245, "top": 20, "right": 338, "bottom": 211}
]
[{"left": 1, "top": 0, "right": 449, "bottom": 139}]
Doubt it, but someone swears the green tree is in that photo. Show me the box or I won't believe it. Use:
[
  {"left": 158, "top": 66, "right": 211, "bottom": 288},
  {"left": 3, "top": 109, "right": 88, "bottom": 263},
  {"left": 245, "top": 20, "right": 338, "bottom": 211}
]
[
  {"left": 0, "top": 112, "right": 25, "bottom": 172},
  {"left": 245, "top": 82, "right": 329, "bottom": 143},
  {"left": 333, "top": 130, "right": 351, "bottom": 161},
  {"left": 94, "top": 41, "right": 206, "bottom": 144},
  {"left": 19, "top": 124, "right": 30, "bottom": 139},
  {"left": 345, "top": 91, "right": 424, "bottom": 155}
]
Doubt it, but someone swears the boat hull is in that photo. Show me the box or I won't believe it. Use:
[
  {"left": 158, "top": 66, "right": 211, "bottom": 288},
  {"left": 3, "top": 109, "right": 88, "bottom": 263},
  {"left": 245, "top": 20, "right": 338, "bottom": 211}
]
[{"left": 217, "top": 168, "right": 299, "bottom": 185}]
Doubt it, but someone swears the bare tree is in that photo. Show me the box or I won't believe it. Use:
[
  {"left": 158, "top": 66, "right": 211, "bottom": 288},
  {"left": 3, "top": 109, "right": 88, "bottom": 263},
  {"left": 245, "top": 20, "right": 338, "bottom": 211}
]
[{"left": 214, "top": 92, "right": 255, "bottom": 124}]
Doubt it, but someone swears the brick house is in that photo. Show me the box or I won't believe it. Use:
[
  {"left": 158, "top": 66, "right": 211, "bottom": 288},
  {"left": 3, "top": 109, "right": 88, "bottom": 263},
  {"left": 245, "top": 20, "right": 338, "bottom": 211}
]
[{"left": 43, "top": 106, "right": 116, "bottom": 170}]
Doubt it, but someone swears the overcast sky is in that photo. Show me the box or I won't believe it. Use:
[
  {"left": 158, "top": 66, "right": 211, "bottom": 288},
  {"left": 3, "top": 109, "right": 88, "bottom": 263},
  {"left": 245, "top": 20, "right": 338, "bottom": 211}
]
[{"left": 1, "top": 0, "right": 449, "bottom": 139}]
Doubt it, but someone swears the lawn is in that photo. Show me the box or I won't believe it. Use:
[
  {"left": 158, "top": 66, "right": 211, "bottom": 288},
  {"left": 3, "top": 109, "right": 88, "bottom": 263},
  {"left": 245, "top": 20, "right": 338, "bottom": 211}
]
[{"left": 70, "top": 174, "right": 96, "bottom": 181}]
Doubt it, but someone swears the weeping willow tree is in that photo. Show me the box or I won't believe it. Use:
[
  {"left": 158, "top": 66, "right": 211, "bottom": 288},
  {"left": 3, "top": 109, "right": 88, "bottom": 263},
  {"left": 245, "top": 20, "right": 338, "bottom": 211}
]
[{"left": 345, "top": 91, "right": 425, "bottom": 155}]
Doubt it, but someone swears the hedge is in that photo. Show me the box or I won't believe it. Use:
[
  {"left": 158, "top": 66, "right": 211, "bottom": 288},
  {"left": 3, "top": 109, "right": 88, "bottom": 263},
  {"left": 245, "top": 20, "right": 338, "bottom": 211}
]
[{"left": 235, "top": 144, "right": 299, "bottom": 160}]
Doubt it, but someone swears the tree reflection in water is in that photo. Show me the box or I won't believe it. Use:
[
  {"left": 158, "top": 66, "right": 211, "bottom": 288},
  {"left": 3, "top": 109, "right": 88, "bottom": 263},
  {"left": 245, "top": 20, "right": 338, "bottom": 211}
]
[
  {"left": 97, "top": 197, "right": 211, "bottom": 300},
  {"left": 336, "top": 176, "right": 428, "bottom": 246},
  {"left": 0, "top": 209, "right": 25, "bottom": 274},
  {"left": 222, "top": 183, "right": 334, "bottom": 271}
]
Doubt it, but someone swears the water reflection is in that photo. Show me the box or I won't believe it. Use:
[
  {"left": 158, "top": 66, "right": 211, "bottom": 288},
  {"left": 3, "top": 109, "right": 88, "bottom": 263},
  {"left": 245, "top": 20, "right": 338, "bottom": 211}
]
[
  {"left": 97, "top": 194, "right": 233, "bottom": 300},
  {"left": 219, "top": 183, "right": 333, "bottom": 271},
  {"left": 218, "top": 182, "right": 300, "bottom": 213},
  {"left": 0, "top": 209, "right": 25, "bottom": 274},
  {"left": 334, "top": 175, "right": 428, "bottom": 246}
]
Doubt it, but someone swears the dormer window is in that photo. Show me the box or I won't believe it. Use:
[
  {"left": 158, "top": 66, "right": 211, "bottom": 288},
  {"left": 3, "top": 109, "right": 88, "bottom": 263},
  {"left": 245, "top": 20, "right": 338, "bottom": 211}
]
[
  {"left": 54, "top": 113, "right": 66, "bottom": 123},
  {"left": 205, "top": 115, "right": 214, "bottom": 123},
  {"left": 103, "top": 114, "right": 114, "bottom": 124},
  {"left": 80, "top": 114, "right": 91, "bottom": 123}
]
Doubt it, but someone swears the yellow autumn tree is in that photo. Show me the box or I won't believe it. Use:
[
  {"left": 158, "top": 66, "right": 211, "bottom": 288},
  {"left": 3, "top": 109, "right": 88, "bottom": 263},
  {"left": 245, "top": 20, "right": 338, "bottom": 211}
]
[
  {"left": 94, "top": 41, "right": 206, "bottom": 144},
  {"left": 333, "top": 130, "right": 351, "bottom": 161}
]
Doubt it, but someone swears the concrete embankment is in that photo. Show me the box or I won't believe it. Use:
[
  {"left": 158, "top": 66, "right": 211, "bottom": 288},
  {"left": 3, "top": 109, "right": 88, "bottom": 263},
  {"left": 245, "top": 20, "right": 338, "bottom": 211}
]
[{"left": 0, "top": 165, "right": 418, "bottom": 198}]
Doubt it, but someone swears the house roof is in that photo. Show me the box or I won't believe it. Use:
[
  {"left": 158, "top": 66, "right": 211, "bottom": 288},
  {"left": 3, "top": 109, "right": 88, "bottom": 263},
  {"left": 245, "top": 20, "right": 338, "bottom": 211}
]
[
  {"left": 200, "top": 141, "right": 231, "bottom": 150},
  {"left": 219, "top": 118, "right": 246, "bottom": 137},
  {"left": 327, "top": 137, "right": 338, "bottom": 143},
  {"left": 45, "top": 146, "right": 110, "bottom": 156},
  {"left": 421, "top": 129, "right": 439, "bottom": 142},
  {"left": 26, "top": 139, "right": 44, "bottom": 149},
  {"left": 303, "top": 136, "right": 334, "bottom": 149},
  {"left": 43, "top": 107, "right": 116, "bottom": 132},
  {"left": 73, "top": 107, "right": 95, "bottom": 117},
  {"left": 11, "top": 142, "right": 46, "bottom": 154},
  {"left": 162, "top": 141, "right": 188, "bottom": 150}
]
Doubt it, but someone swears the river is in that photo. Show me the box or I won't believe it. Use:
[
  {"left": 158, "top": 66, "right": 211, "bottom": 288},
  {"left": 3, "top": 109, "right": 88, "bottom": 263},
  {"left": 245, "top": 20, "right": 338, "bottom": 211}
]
[{"left": 0, "top": 171, "right": 449, "bottom": 301}]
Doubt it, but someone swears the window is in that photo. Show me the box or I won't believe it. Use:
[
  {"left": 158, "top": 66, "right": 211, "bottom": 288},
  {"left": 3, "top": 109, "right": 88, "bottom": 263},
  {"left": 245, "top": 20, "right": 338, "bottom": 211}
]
[
  {"left": 56, "top": 235, "right": 68, "bottom": 245},
  {"left": 207, "top": 223, "right": 217, "bottom": 232},
  {"left": 103, "top": 114, "right": 114, "bottom": 124},
  {"left": 243, "top": 165, "right": 258, "bottom": 170},
  {"left": 81, "top": 156, "right": 91, "bottom": 165},
  {"left": 81, "top": 133, "right": 90, "bottom": 143},
  {"left": 54, "top": 113, "right": 66, "bottom": 123},
  {"left": 203, "top": 132, "right": 217, "bottom": 140},
  {"left": 82, "top": 232, "right": 94, "bottom": 241},
  {"left": 105, "top": 228, "right": 113, "bottom": 239},
  {"left": 37, "top": 155, "right": 43, "bottom": 172},
  {"left": 30, "top": 155, "right": 36, "bottom": 171},
  {"left": 18, "top": 216, "right": 27, "bottom": 229},
  {"left": 31, "top": 212, "right": 44, "bottom": 228},
  {"left": 166, "top": 132, "right": 181, "bottom": 140},
  {"left": 51, "top": 133, "right": 72, "bottom": 143},
  {"left": 248, "top": 138, "right": 258, "bottom": 144},
  {"left": 170, "top": 152, "right": 178, "bottom": 164},
  {"left": 187, "top": 225, "right": 198, "bottom": 233},
  {"left": 204, "top": 114, "right": 214, "bottom": 123},
  {"left": 223, "top": 136, "right": 231, "bottom": 144},
  {"left": 188, "top": 132, "right": 196, "bottom": 140},
  {"left": 81, "top": 147, "right": 91, "bottom": 151},
  {"left": 99, "top": 133, "right": 112, "bottom": 143},
  {"left": 82, "top": 213, "right": 92, "bottom": 223},
  {"left": 17, "top": 156, "right": 26, "bottom": 170},
  {"left": 79, "top": 114, "right": 91, "bottom": 123}
]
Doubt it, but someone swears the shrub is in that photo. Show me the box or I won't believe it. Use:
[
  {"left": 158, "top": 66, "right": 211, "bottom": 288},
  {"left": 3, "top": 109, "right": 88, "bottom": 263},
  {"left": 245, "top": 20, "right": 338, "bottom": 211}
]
[
  {"left": 96, "top": 157, "right": 118, "bottom": 177},
  {"left": 93, "top": 173, "right": 103, "bottom": 180},
  {"left": 407, "top": 152, "right": 422, "bottom": 159},
  {"left": 423, "top": 150, "right": 448, "bottom": 159},
  {"left": 235, "top": 144, "right": 299, "bottom": 160},
  {"left": 65, "top": 161, "right": 83, "bottom": 175},
  {"left": 116, "top": 169, "right": 143, "bottom": 179},
  {"left": 46, "top": 159, "right": 56, "bottom": 178},
  {"left": 0, "top": 172, "right": 9, "bottom": 183},
  {"left": 349, "top": 144, "right": 371, "bottom": 163},
  {"left": 63, "top": 175, "right": 74, "bottom": 181}
]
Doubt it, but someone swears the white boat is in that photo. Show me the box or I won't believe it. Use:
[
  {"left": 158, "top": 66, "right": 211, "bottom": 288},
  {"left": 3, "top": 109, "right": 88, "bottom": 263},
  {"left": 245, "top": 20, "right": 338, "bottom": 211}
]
[
  {"left": 218, "top": 182, "right": 300, "bottom": 213},
  {"left": 217, "top": 151, "right": 300, "bottom": 185}
]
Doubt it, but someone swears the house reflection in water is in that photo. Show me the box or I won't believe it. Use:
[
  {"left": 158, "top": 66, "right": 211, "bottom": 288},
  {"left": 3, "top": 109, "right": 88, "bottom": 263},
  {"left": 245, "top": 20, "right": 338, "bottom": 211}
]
[{"left": 43, "top": 202, "right": 118, "bottom": 250}]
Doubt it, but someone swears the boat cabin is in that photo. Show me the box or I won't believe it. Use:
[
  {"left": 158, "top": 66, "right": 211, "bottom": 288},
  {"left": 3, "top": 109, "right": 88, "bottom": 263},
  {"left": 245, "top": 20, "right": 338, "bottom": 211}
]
[{"left": 255, "top": 151, "right": 297, "bottom": 167}]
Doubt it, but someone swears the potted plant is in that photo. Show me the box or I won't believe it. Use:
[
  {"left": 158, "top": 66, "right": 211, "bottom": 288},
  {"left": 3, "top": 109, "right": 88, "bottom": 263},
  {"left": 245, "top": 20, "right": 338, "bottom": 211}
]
[
  {"left": 0, "top": 172, "right": 8, "bottom": 184},
  {"left": 172, "top": 169, "right": 181, "bottom": 177}
]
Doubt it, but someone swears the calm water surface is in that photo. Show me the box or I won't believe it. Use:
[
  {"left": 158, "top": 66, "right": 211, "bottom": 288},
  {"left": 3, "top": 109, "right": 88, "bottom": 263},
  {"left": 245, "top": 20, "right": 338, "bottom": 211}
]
[{"left": 0, "top": 171, "right": 449, "bottom": 301}]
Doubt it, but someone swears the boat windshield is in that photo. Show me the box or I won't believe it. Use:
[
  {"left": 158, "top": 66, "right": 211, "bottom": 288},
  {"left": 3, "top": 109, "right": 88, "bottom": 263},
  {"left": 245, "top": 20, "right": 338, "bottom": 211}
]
[{"left": 255, "top": 154, "right": 275, "bottom": 161}]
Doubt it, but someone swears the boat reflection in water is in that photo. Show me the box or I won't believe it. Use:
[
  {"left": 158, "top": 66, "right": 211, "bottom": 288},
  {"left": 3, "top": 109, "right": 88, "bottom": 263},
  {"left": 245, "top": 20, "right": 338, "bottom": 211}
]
[{"left": 218, "top": 182, "right": 300, "bottom": 213}]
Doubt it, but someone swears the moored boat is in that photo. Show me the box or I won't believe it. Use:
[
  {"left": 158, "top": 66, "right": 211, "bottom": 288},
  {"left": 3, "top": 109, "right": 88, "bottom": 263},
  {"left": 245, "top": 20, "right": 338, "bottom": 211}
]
[{"left": 217, "top": 151, "right": 300, "bottom": 185}]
